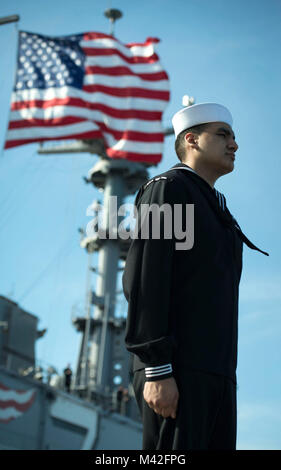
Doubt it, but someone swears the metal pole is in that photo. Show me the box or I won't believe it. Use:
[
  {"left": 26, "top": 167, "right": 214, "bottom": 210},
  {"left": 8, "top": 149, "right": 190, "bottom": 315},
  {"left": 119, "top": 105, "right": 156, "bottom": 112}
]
[
  {"left": 80, "top": 252, "right": 93, "bottom": 390},
  {"left": 96, "top": 293, "right": 110, "bottom": 386},
  {"left": 0, "top": 15, "right": 20, "bottom": 26},
  {"left": 92, "top": 171, "right": 126, "bottom": 391}
]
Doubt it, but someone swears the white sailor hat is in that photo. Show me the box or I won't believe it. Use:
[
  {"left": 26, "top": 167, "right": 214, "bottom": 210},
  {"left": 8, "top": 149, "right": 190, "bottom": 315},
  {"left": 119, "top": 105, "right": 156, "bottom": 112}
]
[{"left": 172, "top": 102, "right": 233, "bottom": 139}]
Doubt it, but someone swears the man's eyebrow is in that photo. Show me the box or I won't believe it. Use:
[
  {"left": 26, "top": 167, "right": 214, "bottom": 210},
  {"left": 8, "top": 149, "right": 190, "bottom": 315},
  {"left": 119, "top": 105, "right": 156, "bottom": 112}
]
[{"left": 217, "top": 127, "right": 236, "bottom": 140}]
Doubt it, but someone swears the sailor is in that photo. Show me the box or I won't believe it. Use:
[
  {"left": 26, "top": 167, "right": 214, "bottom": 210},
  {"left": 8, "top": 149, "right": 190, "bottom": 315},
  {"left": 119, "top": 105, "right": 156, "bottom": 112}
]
[
  {"left": 116, "top": 385, "right": 124, "bottom": 412},
  {"left": 63, "top": 363, "right": 72, "bottom": 393},
  {"left": 122, "top": 102, "right": 268, "bottom": 450}
]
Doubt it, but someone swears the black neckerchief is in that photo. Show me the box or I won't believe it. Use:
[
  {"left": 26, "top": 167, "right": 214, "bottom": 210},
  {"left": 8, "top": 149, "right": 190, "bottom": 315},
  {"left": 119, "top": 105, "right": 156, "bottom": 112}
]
[{"left": 168, "top": 163, "right": 269, "bottom": 257}]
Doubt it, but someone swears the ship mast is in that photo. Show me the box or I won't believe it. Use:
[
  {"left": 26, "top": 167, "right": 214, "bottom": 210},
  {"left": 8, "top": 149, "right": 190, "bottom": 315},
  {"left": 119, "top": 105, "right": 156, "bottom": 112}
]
[{"left": 36, "top": 10, "right": 147, "bottom": 412}]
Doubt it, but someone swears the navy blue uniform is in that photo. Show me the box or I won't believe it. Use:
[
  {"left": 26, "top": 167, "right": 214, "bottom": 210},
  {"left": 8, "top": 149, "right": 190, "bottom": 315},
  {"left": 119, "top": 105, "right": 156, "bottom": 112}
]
[{"left": 123, "top": 163, "right": 268, "bottom": 450}]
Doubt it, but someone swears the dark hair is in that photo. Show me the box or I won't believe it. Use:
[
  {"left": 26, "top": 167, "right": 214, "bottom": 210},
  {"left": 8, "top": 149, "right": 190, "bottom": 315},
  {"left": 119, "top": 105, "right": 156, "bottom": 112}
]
[{"left": 175, "top": 123, "right": 210, "bottom": 161}]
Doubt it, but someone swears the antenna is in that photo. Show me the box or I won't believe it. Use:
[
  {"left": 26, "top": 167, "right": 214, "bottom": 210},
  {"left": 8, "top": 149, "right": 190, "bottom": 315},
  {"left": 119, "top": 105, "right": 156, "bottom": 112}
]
[{"left": 104, "top": 8, "right": 123, "bottom": 36}]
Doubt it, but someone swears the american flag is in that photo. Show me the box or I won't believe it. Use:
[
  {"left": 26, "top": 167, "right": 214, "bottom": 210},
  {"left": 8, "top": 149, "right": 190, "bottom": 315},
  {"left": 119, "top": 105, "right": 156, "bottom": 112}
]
[
  {"left": 0, "top": 381, "right": 36, "bottom": 423},
  {"left": 5, "top": 31, "right": 170, "bottom": 164}
]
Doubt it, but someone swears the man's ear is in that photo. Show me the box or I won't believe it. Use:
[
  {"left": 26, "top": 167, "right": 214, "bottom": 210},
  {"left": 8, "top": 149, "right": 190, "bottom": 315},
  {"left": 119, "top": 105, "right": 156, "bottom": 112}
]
[{"left": 184, "top": 132, "right": 198, "bottom": 148}]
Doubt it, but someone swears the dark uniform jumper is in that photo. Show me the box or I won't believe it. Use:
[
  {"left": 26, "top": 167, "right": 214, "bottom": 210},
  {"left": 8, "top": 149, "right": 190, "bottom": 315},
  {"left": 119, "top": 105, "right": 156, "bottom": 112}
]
[{"left": 123, "top": 163, "right": 268, "bottom": 450}]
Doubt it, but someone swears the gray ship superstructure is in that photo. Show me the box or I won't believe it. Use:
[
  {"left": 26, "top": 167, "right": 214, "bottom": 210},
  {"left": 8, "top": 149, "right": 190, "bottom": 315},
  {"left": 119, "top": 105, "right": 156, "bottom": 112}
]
[
  {"left": 0, "top": 266, "right": 142, "bottom": 450},
  {"left": 0, "top": 130, "right": 150, "bottom": 450}
]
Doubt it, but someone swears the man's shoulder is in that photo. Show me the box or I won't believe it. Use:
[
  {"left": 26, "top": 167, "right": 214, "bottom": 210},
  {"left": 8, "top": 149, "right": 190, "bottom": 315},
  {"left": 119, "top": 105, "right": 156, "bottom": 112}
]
[
  {"left": 142, "top": 167, "right": 190, "bottom": 191},
  {"left": 135, "top": 167, "right": 194, "bottom": 206}
]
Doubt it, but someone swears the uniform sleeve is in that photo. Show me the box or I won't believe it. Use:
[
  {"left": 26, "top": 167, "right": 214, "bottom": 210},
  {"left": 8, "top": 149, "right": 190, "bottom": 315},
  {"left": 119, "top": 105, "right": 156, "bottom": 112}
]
[{"left": 123, "top": 177, "right": 188, "bottom": 381}]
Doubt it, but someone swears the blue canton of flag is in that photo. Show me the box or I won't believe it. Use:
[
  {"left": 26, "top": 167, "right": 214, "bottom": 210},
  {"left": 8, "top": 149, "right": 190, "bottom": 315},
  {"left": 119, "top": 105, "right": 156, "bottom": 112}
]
[{"left": 15, "top": 31, "right": 85, "bottom": 91}]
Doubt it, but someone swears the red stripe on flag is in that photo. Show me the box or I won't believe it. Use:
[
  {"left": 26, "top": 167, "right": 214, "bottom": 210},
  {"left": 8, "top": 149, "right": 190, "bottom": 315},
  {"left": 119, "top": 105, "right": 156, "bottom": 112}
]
[
  {"left": 106, "top": 148, "right": 161, "bottom": 163},
  {"left": 5, "top": 130, "right": 102, "bottom": 149},
  {"left": 95, "top": 121, "right": 164, "bottom": 142},
  {"left": 0, "top": 417, "right": 16, "bottom": 423},
  {"left": 82, "top": 84, "right": 169, "bottom": 100},
  {"left": 8, "top": 118, "right": 163, "bottom": 142},
  {"left": 0, "top": 394, "right": 36, "bottom": 412},
  {"left": 8, "top": 116, "right": 87, "bottom": 129},
  {"left": 0, "top": 383, "right": 11, "bottom": 391},
  {"left": 82, "top": 47, "right": 159, "bottom": 64},
  {"left": 10, "top": 98, "right": 162, "bottom": 121},
  {"left": 83, "top": 32, "right": 119, "bottom": 41},
  {"left": 85, "top": 65, "right": 169, "bottom": 81},
  {"left": 126, "top": 37, "right": 160, "bottom": 47},
  {"left": 82, "top": 32, "right": 159, "bottom": 48},
  {"left": 0, "top": 382, "right": 27, "bottom": 393}
]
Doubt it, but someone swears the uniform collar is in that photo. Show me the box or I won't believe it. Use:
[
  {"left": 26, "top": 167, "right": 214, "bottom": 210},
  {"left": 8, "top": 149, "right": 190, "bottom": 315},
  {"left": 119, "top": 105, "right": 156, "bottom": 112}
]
[
  {"left": 170, "top": 163, "right": 226, "bottom": 212},
  {"left": 169, "top": 163, "right": 269, "bottom": 257}
]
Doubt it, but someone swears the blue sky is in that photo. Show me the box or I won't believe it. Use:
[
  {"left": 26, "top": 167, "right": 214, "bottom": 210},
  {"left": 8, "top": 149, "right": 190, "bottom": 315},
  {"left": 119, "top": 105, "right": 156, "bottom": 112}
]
[{"left": 0, "top": 0, "right": 280, "bottom": 449}]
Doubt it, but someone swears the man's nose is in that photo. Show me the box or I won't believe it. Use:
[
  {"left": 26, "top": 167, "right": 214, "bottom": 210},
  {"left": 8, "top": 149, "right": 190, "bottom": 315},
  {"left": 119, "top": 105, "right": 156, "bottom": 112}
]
[{"left": 228, "top": 138, "right": 238, "bottom": 152}]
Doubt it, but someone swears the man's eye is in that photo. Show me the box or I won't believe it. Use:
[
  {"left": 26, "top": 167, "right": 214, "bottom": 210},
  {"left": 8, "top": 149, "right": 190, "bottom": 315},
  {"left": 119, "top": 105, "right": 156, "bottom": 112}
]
[{"left": 217, "top": 133, "right": 226, "bottom": 137}]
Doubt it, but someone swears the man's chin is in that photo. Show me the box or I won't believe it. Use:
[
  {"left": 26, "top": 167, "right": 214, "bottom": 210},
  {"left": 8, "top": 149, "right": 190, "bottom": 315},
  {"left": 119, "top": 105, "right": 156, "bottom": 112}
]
[{"left": 221, "top": 161, "right": 234, "bottom": 175}]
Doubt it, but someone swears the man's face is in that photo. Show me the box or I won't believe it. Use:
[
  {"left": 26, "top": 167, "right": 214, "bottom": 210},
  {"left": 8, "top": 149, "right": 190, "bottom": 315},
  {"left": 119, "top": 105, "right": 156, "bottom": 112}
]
[{"left": 194, "top": 122, "right": 238, "bottom": 175}]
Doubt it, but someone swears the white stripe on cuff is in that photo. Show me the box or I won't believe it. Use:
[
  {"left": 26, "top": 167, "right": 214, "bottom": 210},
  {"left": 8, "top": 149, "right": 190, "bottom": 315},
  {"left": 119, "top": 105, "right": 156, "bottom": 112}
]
[{"left": 145, "top": 363, "right": 173, "bottom": 377}]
